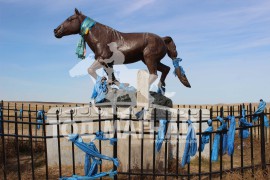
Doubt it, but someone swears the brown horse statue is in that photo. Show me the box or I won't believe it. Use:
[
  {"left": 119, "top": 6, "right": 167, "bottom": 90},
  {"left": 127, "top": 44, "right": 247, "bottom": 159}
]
[{"left": 54, "top": 8, "right": 190, "bottom": 91}]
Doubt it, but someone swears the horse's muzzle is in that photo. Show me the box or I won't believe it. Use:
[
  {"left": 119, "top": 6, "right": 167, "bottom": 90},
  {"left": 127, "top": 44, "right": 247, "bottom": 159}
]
[{"left": 54, "top": 25, "right": 63, "bottom": 38}]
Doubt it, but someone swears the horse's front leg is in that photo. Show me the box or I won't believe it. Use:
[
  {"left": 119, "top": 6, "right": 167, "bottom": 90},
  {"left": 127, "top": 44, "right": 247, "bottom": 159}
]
[
  {"left": 87, "top": 60, "right": 103, "bottom": 79},
  {"left": 103, "top": 63, "right": 118, "bottom": 85}
]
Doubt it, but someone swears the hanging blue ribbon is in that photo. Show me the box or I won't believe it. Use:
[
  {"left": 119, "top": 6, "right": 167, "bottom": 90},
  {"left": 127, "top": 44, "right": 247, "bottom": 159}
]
[
  {"left": 155, "top": 119, "right": 167, "bottom": 152},
  {"left": 157, "top": 86, "right": 166, "bottom": 95},
  {"left": 253, "top": 100, "right": 266, "bottom": 121},
  {"left": 94, "top": 131, "right": 117, "bottom": 145},
  {"left": 19, "top": 109, "right": 23, "bottom": 120},
  {"left": 68, "top": 134, "right": 119, "bottom": 167},
  {"left": 211, "top": 116, "right": 227, "bottom": 161},
  {"left": 91, "top": 76, "right": 107, "bottom": 103},
  {"left": 181, "top": 120, "right": 197, "bottom": 167},
  {"left": 76, "top": 17, "right": 96, "bottom": 59},
  {"left": 135, "top": 108, "right": 145, "bottom": 120},
  {"left": 252, "top": 100, "right": 269, "bottom": 127},
  {"left": 37, "top": 110, "right": 45, "bottom": 130},
  {"left": 61, "top": 134, "right": 118, "bottom": 180},
  {"left": 172, "top": 58, "right": 185, "bottom": 77},
  {"left": 227, "top": 116, "right": 236, "bottom": 156},
  {"left": 198, "top": 119, "right": 213, "bottom": 152},
  {"left": 239, "top": 106, "right": 253, "bottom": 139}
]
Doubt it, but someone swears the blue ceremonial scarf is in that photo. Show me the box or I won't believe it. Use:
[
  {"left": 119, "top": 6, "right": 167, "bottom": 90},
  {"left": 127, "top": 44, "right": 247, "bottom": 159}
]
[
  {"left": 61, "top": 134, "right": 118, "bottom": 180},
  {"left": 155, "top": 119, "right": 168, "bottom": 153},
  {"left": 253, "top": 100, "right": 269, "bottom": 127},
  {"left": 94, "top": 131, "right": 117, "bottom": 145},
  {"left": 239, "top": 106, "right": 253, "bottom": 139},
  {"left": 76, "top": 17, "right": 96, "bottom": 59},
  {"left": 227, "top": 116, "right": 236, "bottom": 156},
  {"left": 181, "top": 120, "right": 197, "bottom": 167},
  {"left": 91, "top": 76, "right": 108, "bottom": 103},
  {"left": 172, "top": 58, "right": 186, "bottom": 76},
  {"left": 198, "top": 119, "right": 213, "bottom": 152},
  {"left": 211, "top": 116, "right": 227, "bottom": 161}
]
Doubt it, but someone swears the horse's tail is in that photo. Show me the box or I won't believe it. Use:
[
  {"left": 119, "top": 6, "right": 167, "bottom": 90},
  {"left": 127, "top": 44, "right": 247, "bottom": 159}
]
[
  {"left": 163, "top": 36, "right": 191, "bottom": 88},
  {"left": 162, "top": 36, "right": 178, "bottom": 60}
]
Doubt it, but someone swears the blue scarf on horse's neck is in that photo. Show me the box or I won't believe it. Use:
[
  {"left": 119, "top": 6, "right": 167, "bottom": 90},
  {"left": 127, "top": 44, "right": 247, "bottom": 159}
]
[{"left": 76, "top": 17, "right": 96, "bottom": 59}]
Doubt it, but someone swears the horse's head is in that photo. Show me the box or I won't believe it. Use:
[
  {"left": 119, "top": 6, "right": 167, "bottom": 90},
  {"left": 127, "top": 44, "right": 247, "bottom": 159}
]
[{"left": 54, "top": 8, "right": 85, "bottom": 38}]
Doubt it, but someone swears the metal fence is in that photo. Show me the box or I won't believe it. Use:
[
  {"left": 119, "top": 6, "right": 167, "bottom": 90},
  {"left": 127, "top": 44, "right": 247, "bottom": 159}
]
[{"left": 0, "top": 100, "right": 269, "bottom": 179}]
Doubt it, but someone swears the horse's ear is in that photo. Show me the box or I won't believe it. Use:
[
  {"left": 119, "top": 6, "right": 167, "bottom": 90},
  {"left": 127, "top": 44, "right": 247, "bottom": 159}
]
[{"left": 75, "top": 8, "right": 80, "bottom": 15}]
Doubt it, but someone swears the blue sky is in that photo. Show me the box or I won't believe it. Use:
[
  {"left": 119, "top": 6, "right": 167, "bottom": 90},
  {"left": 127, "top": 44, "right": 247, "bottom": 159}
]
[{"left": 0, "top": 0, "right": 270, "bottom": 104}]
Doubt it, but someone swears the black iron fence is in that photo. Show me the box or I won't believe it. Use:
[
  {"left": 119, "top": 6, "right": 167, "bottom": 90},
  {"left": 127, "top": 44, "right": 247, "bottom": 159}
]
[{"left": 0, "top": 100, "right": 269, "bottom": 179}]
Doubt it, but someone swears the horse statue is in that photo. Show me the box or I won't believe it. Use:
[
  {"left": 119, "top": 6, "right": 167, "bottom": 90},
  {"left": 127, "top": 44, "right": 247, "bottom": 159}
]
[{"left": 54, "top": 8, "right": 191, "bottom": 93}]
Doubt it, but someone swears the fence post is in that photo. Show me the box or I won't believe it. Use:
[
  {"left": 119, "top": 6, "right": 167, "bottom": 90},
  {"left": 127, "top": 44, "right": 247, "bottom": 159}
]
[
  {"left": 0, "top": 100, "right": 7, "bottom": 180},
  {"left": 113, "top": 105, "right": 118, "bottom": 180},
  {"left": 260, "top": 112, "right": 266, "bottom": 171}
]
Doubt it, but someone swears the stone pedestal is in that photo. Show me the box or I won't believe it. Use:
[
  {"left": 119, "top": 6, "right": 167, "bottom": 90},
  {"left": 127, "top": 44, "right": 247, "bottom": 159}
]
[
  {"left": 136, "top": 70, "right": 150, "bottom": 107},
  {"left": 46, "top": 70, "right": 210, "bottom": 173},
  {"left": 46, "top": 106, "right": 210, "bottom": 173}
]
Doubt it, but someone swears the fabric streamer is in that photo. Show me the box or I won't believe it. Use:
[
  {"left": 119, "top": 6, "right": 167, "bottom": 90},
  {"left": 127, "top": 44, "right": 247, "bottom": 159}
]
[
  {"left": 157, "top": 86, "right": 166, "bottom": 95},
  {"left": 155, "top": 119, "right": 168, "bottom": 152},
  {"left": 37, "top": 110, "right": 46, "bottom": 130},
  {"left": 198, "top": 119, "right": 213, "bottom": 152},
  {"left": 118, "top": 83, "right": 136, "bottom": 92},
  {"left": 227, "top": 116, "right": 236, "bottom": 156},
  {"left": 172, "top": 58, "right": 184, "bottom": 76},
  {"left": 135, "top": 108, "right": 145, "bottom": 120},
  {"left": 239, "top": 105, "right": 253, "bottom": 139},
  {"left": 211, "top": 116, "right": 227, "bottom": 161},
  {"left": 181, "top": 120, "right": 197, "bottom": 167},
  {"left": 91, "top": 76, "right": 108, "bottom": 103},
  {"left": 68, "top": 134, "right": 119, "bottom": 167},
  {"left": 76, "top": 17, "right": 96, "bottom": 59},
  {"left": 93, "top": 131, "right": 117, "bottom": 145},
  {"left": 252, "top": 100, "right": 269, "bottom": 127},
  {"left": 19, "top": 109, "right": 23, "bottom": 120},
  {"left": 61, "top": 134, "right": 118, "bottom": 180}
]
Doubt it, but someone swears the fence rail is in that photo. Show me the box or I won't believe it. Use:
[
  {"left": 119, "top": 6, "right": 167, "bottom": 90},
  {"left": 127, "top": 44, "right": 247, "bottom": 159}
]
[{"left": 0, "top": 100, "right": 269, "bottom": 179}]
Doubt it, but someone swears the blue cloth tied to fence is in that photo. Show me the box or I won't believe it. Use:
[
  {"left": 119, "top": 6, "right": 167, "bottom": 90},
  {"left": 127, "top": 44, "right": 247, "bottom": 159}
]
[
  {"left": 94, "top": 131, "right": 117, "bottom": 145},
  {"left": 239, "top": 106, "right": 253, "bottom": 139},
  {"left": 172, "top": 58, "right": 185, "bottom": 76},
  {"left": 19, "top": 109, "right": 23, "bottom": 120},
  {"left": 135, "top": 108, "right": 145, "bottom": 120},
  {"left": 181, "top": 120, "right": 197, "bottom": 167},
  {"left": 198, "top": 119, "right": 213, "bottom": 152},
  {"left": 211, "top": 116, "right": 227, "bottom": 161},
  {"left": 252, "top": 100, "right": 269, "bottom": 127},
  {"left": 155, "top": 119, "right": 167, "bottom": 153},
  {"left": 91, "top": 76, "right": 108, "bottom": 103},
  {"left": 37, "top": 110, "right": 45, "bottom": 130},
  {"left": 227, "top": 116, "right": 236, "bottom": 156},
  {"left": 68, "top": 134, "right": 119, "bottom": 167},
  {"left": 61, "top": 134, "right": 118, "bottom": 180}
]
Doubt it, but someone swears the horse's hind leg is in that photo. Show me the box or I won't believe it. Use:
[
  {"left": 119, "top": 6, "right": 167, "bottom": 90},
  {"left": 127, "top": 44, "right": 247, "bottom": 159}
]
[
  {"left": 144, "top": 59, "right": 158, "bottom": 86},
  {"left": 157, "top": 62, "right": 170, "bottom": 87}
]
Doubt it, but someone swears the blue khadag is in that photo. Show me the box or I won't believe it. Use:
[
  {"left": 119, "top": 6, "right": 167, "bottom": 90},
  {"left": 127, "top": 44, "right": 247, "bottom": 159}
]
[{"left": 76, "top": 17, "right": 96, "bottom": 59}]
